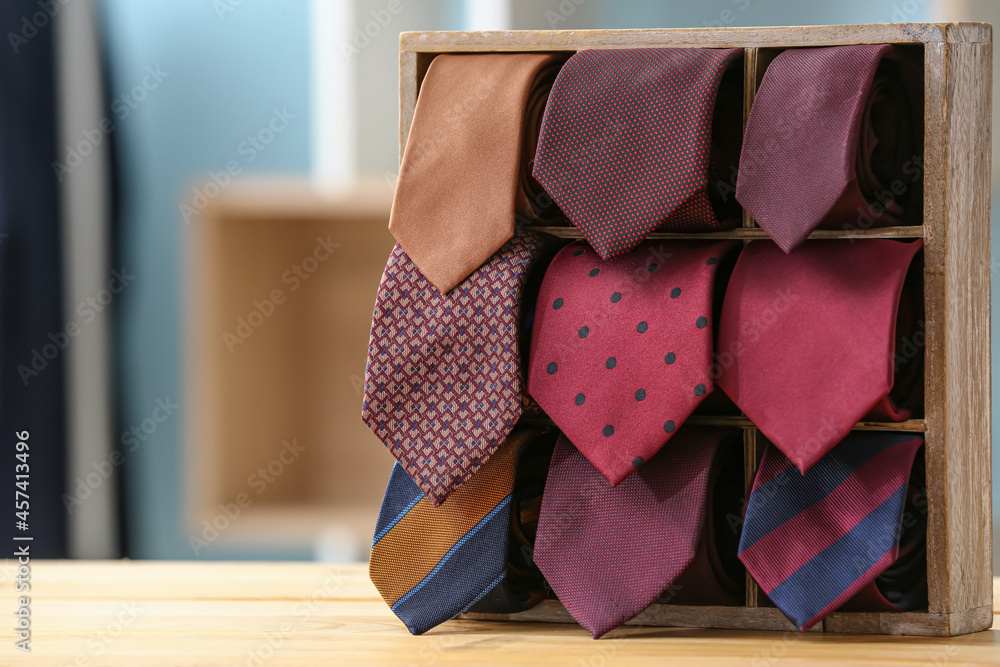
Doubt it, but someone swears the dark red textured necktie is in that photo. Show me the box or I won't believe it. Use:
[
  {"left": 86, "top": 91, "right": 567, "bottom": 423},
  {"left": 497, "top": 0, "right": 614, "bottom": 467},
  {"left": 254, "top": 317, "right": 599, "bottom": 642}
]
[
  {"left": 716, "top": 239, "right": 923, "bottom": 473},
  {"left": 534, "top": 428, "right": 744, "bottom": 638},
  {"left": 532, "top": 48, "right": 744, "bottom": 260},
  {"left": 736, "top": 45, "right": 920, "bottom": 252},
  {"left": 528, "top": 239, "right": 736, "bottom": 486}
]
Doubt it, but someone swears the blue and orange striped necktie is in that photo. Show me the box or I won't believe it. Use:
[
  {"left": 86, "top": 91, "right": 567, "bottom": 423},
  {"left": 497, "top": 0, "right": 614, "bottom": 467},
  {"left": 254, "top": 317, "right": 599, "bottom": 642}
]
[
  {"left": 738, "top": 431, "right": 925, "bottom": 631},
  {"left": 369, "top": 426, "right": 554, "bottom": 634}
]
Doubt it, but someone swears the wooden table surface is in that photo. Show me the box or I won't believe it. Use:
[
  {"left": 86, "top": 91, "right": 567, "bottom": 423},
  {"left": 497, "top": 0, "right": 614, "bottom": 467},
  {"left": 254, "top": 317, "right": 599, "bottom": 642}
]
[{"left": 0, "top": 561, "right": 996, "bottom": 666}]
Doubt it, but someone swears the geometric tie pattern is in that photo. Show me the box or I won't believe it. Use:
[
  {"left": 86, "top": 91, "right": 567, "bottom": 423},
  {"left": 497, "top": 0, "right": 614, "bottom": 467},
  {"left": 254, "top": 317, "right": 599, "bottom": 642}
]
[
  {"left": 533, "top": 48, "right": 744, "bottom": 260},
  {"left": 362, "top": 231, "right": 548, "bottom": 505}
]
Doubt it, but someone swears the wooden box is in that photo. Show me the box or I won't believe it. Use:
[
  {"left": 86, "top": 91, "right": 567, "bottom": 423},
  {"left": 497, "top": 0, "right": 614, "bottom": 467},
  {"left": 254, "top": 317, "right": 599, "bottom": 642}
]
[
  {"left": 185, "top": 180, "right": 397, "bottom": 558},
  {"left": 397, "top": 23, "right": 993, "bottom": 636}
]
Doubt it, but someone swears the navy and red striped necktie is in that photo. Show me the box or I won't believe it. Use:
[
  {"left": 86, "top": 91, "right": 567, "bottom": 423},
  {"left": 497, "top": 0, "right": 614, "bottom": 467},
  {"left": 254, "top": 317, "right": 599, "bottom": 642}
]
[{"left": 739, "top": 432, "right": 926, "bottom": 630}]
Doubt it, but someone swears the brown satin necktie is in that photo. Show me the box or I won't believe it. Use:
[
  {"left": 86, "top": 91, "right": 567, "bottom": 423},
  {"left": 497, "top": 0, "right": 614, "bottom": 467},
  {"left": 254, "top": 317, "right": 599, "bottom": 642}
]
[{"left": 389, "top": 53, "right": 562, "bottom": 295}]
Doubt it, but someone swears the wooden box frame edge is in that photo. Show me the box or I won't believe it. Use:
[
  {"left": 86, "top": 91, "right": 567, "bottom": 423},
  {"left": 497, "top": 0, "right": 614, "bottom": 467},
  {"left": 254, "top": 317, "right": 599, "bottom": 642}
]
[{"left": 396, "top": 23, "right": 993, "bottom": 636}]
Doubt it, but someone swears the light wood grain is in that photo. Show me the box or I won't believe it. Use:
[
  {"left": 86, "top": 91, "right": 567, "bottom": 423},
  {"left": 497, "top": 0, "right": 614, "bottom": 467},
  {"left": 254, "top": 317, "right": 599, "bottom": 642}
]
[
  {"left": 527, "top": 225, "right": 926, "bottom": 240},
  {"left": 0, "top": 561, "right": 995, "bottom": 667},
  {"left": 400, "top": 23, "right": 993, "bottom": 52},
  {"left": 521, "top": 413, "right": 928, "bottom": 432},
  {"left": 940, "top": 35, "right": 994, "bottom": 615}
]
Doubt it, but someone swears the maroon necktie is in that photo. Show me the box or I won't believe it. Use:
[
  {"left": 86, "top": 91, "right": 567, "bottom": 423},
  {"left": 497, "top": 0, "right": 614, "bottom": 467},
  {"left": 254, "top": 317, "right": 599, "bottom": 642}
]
[
  {"left": 528, "top": 239, "right": 735, "bottom": 485},
  {"left": 362, "top": 232, "right": 549, "bottom": 504},
  {"left": 736, "top": 45, "right": 920, "bottom": 252},
  {"left": 532, "top": 48, "right": 744, "bottom": 260},
  {"left": 534, "top": 428, "right": 744, "bottom": 638},
  {"left": 716, "top": 239, "right": 923, "bottom": 473}
]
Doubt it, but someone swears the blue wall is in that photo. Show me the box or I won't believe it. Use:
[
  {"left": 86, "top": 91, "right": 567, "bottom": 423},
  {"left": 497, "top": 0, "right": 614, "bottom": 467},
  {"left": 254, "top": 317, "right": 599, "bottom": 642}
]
[{"left": 100, "top": 0, "right": 311, "bottom": 558}]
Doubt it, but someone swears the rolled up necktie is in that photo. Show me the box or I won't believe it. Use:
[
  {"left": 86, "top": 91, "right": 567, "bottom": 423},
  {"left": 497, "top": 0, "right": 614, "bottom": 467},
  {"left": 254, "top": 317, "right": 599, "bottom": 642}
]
[
  {"left": 534, "top": 428, "right": 744, "bottom": 638},
  {"left": 716, "top": 239, "right": 923, "bottom": 474},
  {"left": 737, "top": 45, "right": 922, "bottom": 252},
  {"left": 739, "top": 433, "right": 926, "bottom": 631},
  {"left": 361, "top": 231, "right": 550, "bottom": 504},
  {"left": 369, "top": 426, "right": 558, "bottom": 634},
  {"left": 389, "top": 53, "right": 563, "bottom": 295},
  {"left": 533, "top": 48, "right": 745, "bottom": 260},
  {"left": 528, "top": 239, "right": 737, "bottom": 486}
]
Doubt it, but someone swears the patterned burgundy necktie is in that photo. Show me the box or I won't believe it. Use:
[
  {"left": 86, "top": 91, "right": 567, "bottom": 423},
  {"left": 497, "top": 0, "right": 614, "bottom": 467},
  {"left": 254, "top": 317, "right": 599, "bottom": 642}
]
[
  {"left": 716, "top": 239, "right": 923, "bottom": 473},
  {"left": 362, "top": 232, "right": 549, "bottom": 505},
  {"left": 739, "top": 432, "right": 926, "bottom": 631},
  {"left": 532, "top": 48, "right": 744, "bottom": 260},
  {"left": 736, "top": 44, "right": 920, "bottom": 252},
  {"left": 528, "top": 239, "right": 735, "bottom": 485},
  {"left": 534, "top": 428, "right": 744, "bottom": 638}
]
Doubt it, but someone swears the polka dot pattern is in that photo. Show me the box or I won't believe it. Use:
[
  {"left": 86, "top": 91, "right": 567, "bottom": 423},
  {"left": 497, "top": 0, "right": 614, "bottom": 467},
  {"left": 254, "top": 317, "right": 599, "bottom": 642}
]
[
  {"left": 532, "top": 48, "right": 744, "bottom": 260},
  {"left": 527, "top": 239, "right": 732, "bottom": 486}
]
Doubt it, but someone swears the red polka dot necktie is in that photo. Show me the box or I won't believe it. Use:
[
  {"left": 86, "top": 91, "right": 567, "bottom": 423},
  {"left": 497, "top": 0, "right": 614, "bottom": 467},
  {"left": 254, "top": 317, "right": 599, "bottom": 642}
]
[
  {"left": 716, "top": 239, "right": 923, "bottom": 474},
  {"left": 736, "top": 45, "right": 920, "bottom": 253},
  {"left": 362, "top": 232, "right": 550, "bottom": 505},
  {"left": 528, "top": 239, "right": 735, "bottom": 485},
  {"left": 534, "top": 428, "right": 744, "bottom": 638},
  {"left": 532, "top": 48, "right": 744, "bottom": 260}
]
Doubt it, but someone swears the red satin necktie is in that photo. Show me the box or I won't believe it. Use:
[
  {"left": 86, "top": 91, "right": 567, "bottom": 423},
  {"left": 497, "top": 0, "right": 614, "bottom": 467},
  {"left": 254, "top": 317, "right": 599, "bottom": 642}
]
[{"left": 716, "top": 239, "right": 923, "bottom": 473}]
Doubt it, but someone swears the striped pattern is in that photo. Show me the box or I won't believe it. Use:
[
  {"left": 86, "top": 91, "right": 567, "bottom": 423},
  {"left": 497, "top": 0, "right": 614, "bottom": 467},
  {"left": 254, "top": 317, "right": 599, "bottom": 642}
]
[
  {"left": 369, "top": 428, "right": 538, "bottom": 635},
  {"left": 739, "top": 432, "right": 924, "bottom": 631}
]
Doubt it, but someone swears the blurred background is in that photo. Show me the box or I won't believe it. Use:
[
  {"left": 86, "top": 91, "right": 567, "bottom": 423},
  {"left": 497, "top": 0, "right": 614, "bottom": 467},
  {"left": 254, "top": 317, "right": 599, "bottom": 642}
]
[{"left": 2, "top": 0, "right": 997, "bottom": 565}]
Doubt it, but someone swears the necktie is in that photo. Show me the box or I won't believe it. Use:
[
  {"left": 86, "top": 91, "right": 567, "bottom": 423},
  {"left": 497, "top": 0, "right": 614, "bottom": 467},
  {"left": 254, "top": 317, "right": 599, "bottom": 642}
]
[
  {"left": 532, "top": 48, "right": 744, "bottom": 260},
  {"left": 528, "top": 239, "right": 736, "bottom": 485},
  {"left": 716, "top": 239, "right": 922, "bottom": 473},
  {"left": 739, "top": 432, "right": 925, "bottom": 631},
  {"left": 370, "top": 426, "right": 557, "bottom": 635},
  {"left": 736, "top": 45, "right": 920, "bottom": 252},
  {"left": 389, "top": 53, "right": 562, "bottom": 294},
  {"left": 534, "top": 428, "right": 744, "bottom": 638},
  {"left": 362, "top": 231, "right": 549, "bottom": 505}
]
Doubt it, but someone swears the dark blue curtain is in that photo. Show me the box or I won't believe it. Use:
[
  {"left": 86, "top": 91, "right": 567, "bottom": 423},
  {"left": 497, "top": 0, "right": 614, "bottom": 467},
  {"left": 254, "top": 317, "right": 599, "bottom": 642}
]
[{"left": 0, "top": 1, "right": 68, "bottom": 558}]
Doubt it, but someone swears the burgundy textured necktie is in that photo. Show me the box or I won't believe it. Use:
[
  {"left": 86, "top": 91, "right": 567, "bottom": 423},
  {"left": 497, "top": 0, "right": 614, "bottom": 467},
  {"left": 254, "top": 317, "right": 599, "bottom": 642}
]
[
  {"left": 532, "top": 48, "right": 744, "bottom": 260},
  {"left": 389, "top": 53, "right": 562, "bottom": 294},
  {"left": 527, "top": 239, "right": 735, "bottom": 486},
  {"left": 534, "top": 428, "right": 744, "bottom": 638},
  {"left": 362, "top": 231, "right": 549, "bottom": 504},
  {"left": 736, "top": 45, "right": 920, "bottom": 252},
  {"left": 716, "top": 239, "right": 923, "bottom": 473}
]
